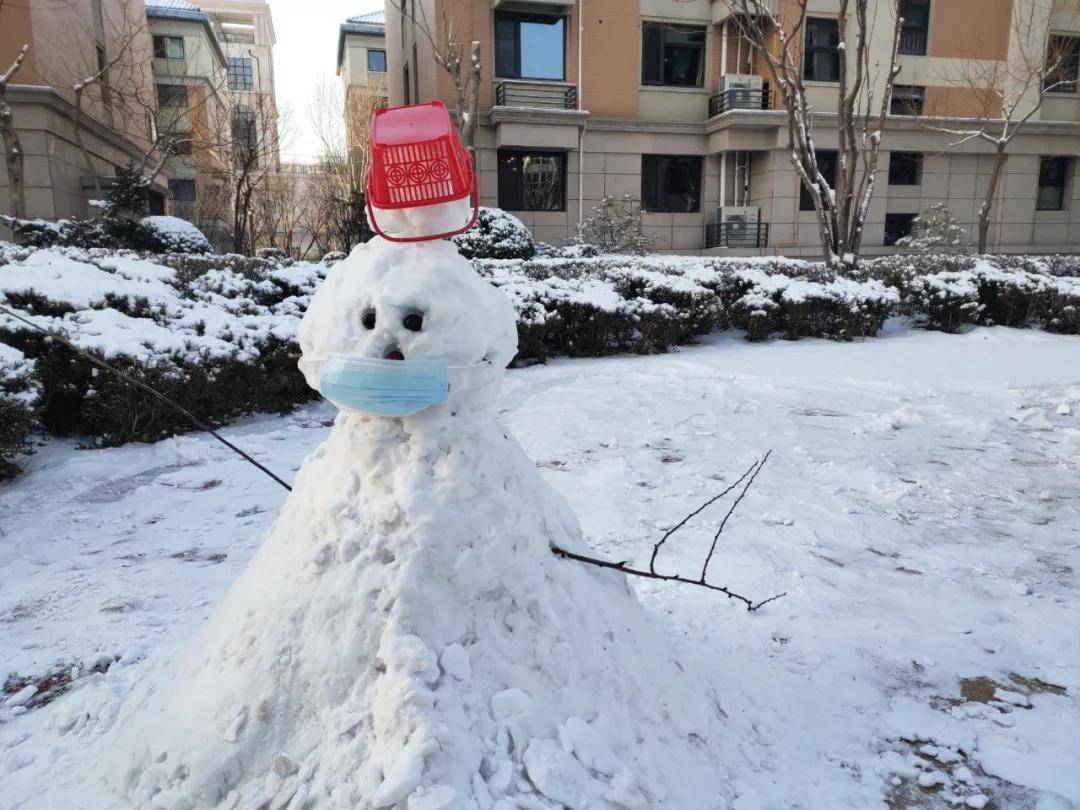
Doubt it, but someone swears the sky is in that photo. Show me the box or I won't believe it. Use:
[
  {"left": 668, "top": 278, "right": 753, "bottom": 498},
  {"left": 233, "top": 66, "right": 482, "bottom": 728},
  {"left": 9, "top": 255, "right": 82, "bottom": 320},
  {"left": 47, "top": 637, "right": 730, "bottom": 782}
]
[{"left": 270, "top": 0, "right": 383, "bottom": 162}]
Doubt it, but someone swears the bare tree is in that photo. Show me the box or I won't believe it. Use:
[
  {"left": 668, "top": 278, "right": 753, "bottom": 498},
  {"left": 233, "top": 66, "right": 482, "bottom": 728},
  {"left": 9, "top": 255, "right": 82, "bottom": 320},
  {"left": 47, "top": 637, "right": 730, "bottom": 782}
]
[
  {"left": 920, "top": 0, "right": 1068, "bottom": 254},
  {"left": 387, "top": 0, "right": 481, "bottom": 152},
  {"left": 731, "top": 0, "right": 903, "bottom": 270},
  {"left": 0, "top": 38, "right": 29, "bottom": 219}
]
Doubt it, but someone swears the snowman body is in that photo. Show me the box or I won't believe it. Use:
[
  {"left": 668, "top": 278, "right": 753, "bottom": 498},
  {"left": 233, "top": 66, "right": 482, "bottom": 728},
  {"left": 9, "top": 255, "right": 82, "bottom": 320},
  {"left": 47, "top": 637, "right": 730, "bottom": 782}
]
[{"left": 106, "top": 239, "right": 732, "bottom": 809}]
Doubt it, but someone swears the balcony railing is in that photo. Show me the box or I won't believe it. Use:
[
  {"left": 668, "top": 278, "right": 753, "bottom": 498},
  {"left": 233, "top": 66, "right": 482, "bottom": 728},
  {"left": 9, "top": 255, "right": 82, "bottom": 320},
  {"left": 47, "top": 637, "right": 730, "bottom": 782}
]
[
  {"left": 494, "top": 79, "right": 578, "bottom": 110},
  {"left": 708, "top": 87, "right": 771, "bottom": 117},
  {"left": 705, "top": 221, "right": 769, "bottom": 249}
]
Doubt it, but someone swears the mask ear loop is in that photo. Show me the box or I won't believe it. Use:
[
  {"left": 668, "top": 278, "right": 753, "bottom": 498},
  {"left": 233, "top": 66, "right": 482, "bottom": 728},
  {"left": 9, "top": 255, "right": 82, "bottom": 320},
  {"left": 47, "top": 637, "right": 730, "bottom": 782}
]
[{"left": 447, "top": 357, "right": 497, "bottom": 393}]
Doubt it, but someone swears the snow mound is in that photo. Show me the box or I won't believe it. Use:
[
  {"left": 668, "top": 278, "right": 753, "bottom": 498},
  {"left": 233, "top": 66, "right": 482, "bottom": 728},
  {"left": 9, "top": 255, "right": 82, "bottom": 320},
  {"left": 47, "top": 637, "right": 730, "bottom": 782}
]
[{"left": 105, "top": 237, "right": 732, "bottom": 809}]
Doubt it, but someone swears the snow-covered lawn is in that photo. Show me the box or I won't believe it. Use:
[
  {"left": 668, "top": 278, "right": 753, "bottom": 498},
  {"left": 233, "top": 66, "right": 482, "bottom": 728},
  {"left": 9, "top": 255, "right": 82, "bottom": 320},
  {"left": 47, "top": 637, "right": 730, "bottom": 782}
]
[{"left": 2, "top": 325, "right": 1078, "bottom": 809}]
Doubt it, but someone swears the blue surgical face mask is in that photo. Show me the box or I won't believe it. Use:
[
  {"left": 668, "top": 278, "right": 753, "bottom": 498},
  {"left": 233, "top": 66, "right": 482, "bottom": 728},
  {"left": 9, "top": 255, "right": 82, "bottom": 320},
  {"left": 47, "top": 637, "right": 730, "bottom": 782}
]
[{"left": 317, "top": 354, "right": 492, "bottom": 417}]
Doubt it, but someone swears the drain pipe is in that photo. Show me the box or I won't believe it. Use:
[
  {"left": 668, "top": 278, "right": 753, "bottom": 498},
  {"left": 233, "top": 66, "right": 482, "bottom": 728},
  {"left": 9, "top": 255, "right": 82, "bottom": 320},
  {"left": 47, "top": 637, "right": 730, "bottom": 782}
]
[{"left": 576, "top": 0, "right": 585, "bottom": 233}]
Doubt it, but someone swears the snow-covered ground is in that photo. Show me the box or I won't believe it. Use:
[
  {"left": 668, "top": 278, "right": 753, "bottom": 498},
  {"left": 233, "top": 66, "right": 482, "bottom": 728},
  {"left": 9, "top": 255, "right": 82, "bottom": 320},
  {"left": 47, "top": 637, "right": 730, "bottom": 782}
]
[{"left": 2, "top": 324, "right": 1078, "bottom": 809}]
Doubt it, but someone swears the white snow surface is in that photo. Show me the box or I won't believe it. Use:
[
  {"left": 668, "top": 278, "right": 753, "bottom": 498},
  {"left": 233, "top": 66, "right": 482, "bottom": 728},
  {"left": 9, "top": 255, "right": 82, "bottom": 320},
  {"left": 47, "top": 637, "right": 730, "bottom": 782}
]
[
  {"left": 93, "top": 239, "right": 732, "bottom": 808},
  {"left": 2, "top": 325, "right": 1079, "bottom": 809}
]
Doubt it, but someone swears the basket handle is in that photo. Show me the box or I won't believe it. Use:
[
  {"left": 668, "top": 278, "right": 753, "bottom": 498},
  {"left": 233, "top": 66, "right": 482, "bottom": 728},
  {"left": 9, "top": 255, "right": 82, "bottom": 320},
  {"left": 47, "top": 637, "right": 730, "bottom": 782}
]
[{"left": 366, "top": 158, "right": 479, "bottom": 244}]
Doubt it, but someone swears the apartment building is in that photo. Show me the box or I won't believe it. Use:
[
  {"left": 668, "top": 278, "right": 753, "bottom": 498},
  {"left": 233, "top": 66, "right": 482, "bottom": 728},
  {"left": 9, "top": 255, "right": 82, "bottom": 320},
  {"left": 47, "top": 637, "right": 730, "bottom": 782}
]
[
  {"left": 338, "top": 10, "right": 389, "bottom": 157},
  {"left": 0, "top": 0, "right": 167, "bottom": 219},
  {"left": 385, "top": 0, "right": 1080, "bottom": 255},
  {"left": 145, "top": 0, "right": 229, "bottom": 212}
]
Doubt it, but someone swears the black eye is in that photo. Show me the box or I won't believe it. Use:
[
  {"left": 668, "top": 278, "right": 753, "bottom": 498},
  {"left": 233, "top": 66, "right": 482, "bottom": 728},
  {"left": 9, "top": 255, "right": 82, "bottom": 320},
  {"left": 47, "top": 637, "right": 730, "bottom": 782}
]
[
  {"left": 403, "top": 312, "right": 423, "bottom": 332},
  {"left": 362, "top": 309, "right": 376, "bottom": 330}
]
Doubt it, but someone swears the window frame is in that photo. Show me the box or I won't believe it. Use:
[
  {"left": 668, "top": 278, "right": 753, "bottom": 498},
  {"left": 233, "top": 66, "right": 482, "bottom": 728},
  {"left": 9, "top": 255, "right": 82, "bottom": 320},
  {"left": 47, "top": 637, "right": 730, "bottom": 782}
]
[
  {"left": 367, "top": 49, "right": 387, "bottom": 73},
  {"left": 1036, "top": 156, "right": 1071, "bottom": 211},
  {"left": 884, "top": 213, "right": 917, "bottom": 246},
  {"left": 800, "top": 150, "right": 838, "bottom": 211},
  {"left": 156, "top": 83, "right": 188, "bottom": 109},
  {"left": 1045, "top": 35, "right": 1080, "bottom": 94},
  {"left": 641, "top": 154, "right": 704, "bottom": 213},
  {"left": 888, "top": 152, "right": 923, "bottom": 186},
  {"left": 804, "top": 17, "right": 841, "bottom": 83},
  {"left": 494, "top": 11, "right": 566, "bottom": 81},
  {"left": 168, "top": 178, "right": 197, "bottom": 202},
  {"left": 227, "top": 57, "right": 254, "bottom": 91},
  {"left": 890, "top": 85, "right": 925, "bottom": 115},
  {"left": 497, "top": 149, "right": 568, "bottom": 212},
  {"left": 153, "top": 34, "right": 185, "bottom": 60},
  {"left": 898, "top": 0, "right": 930, "bottom": 56},
  {"left": 641, "top": 20, "right": 707, "bottom": 88}
]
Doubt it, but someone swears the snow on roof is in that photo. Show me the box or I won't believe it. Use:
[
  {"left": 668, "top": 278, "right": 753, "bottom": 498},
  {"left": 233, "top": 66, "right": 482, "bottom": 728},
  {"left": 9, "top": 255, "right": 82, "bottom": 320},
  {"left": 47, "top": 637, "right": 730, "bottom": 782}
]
[
  {"left": 346, "top": 9, "right": 385, "bottom": 25},
  {"left": 338, "top": 10, "right": 386, "bottom": 69},
  {"left": 145, "top": 0, "right": 202, "bottom": 11}
]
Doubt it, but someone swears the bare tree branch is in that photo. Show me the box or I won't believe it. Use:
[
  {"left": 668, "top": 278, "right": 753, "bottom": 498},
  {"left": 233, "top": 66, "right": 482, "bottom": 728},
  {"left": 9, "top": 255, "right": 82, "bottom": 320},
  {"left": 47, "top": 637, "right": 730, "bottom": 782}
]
[{"left": 0, "top": 43, "right": 29, "bottom": 218}]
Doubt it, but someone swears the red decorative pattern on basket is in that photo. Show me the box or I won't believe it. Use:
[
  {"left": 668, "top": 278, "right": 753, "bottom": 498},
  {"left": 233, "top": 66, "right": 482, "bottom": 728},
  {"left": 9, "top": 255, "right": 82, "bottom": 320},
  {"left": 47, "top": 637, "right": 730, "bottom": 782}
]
[{"left": 384, "top": 141, "right": 454, "bottom": 205}]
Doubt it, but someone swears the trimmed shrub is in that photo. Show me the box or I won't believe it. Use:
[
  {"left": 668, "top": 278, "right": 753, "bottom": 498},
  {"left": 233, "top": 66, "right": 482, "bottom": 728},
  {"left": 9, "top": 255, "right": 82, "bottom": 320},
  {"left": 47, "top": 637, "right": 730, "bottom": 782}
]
[{"left": 451, "top": 208, "right": 536, "bottom": 260}]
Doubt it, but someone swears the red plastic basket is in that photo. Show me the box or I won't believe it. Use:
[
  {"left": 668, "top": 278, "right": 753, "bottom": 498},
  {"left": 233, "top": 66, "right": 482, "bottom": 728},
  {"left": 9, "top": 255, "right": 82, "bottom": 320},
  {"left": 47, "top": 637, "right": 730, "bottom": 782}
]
[{"left": 365, "top": 101, "right": 478, "bottom": 243}]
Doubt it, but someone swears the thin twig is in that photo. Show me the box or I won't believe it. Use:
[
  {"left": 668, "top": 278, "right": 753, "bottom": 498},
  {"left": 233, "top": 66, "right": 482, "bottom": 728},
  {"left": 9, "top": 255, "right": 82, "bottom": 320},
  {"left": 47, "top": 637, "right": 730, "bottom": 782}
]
[
  {"left": 700, "top": 450, "right": 772, "bottom": 583},
  {"left": 649, "top": 458, "right": 758, "bottom": 575},
  {"left": 551, "top": 545, "right": 785, "bottom": 612},
  {"left": 1, "top": 305, "right": 293, "bottom": 492}
]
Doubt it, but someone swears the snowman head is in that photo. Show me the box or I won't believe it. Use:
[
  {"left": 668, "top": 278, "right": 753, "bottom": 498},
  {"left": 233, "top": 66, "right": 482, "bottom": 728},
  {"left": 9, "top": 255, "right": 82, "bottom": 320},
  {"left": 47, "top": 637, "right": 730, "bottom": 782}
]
[{"left": 297, "top": 238, "right": 518, "bottom": 417}]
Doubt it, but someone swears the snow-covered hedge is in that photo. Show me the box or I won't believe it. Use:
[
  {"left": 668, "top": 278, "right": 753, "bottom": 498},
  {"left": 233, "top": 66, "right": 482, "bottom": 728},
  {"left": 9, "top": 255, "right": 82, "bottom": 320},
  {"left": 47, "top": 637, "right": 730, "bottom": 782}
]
[
  {"left": 0, "top": 342, "right": 38, "bottom": 479},
  {"left": 140, "top": 216, "right": 212, "bottom": 254},
  {"left": 450, "top": 207, "right": 536, "bottom": 260},
  {"left": 2, "top": 241, "right": 1078, "bottom": 476}
]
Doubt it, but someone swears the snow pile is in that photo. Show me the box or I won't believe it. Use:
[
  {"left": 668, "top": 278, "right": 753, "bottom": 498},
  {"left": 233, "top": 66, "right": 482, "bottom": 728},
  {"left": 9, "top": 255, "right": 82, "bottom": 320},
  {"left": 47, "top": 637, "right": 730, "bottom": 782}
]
[
  {"left": 106, "top": 238, "right": 732, "bottom": 809},
  {"left": 451, "top": 207, "right": 536, "bottom": 260},
  {"left": 140, "top": 216, "right": 212, "bottom": 254}
]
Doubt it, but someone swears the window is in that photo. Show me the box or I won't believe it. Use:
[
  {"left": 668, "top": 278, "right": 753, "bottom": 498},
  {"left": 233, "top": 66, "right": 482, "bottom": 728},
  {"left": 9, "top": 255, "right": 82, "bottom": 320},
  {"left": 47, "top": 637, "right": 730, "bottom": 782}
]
[
  {"left": 170, "top": 136, "right": 193, "bottom": 156},
  {"left": 367, "top": 49, "right": 387, "bottom": 73},
  {"left": 884, "top": 213, "right": 916, "bottom": 246},
  {"left": 96, "top": 44, "right": 112, "bottom": 115},
  {"left": 800, "top": 150, "right": 837, "bottom": 211},
  {"left": 497, "top": 150, "right": 566, "bottom": 211},
  {"left": 1046, "top": 35, "right": 1079, "bottom": 94},
  {"left": 495, "top": 12, "right": 565, "bottom": 80},
  {"left": 153, "top": 35, "right": 185, "bottom": 60},
  {"left": 642, "top": 155, "right": 702, "bottom": 213},
  {"left": 403, "top": 64, "right": 411, "bottom": 104},
  {"left": 898, "top": 0, "right": 930, "bottom": 56},
  {"left": 156, "top": 83, "right": 187, "bottom": 108},
  {"left": 804, "top": 18, "right": 841, "bottom": 82},
  {"left": 641, "top": 21, "right": 706, "bottom": 87},
  {"left": 169, "top": 178, "right": 196, "bottom": 202},
  {"left": 231, "top": 105, "right": 257, "bottom": 164},
  {"left": 1037, "top": 156, "right": 1071, "bottom": 211},
  {"left": 227, "top": 57, "right": 254, "bottom": 91},
  {"left": 888, "top": 152, "right": 923, "bottom": 185},
  {"left": 891, "top": 85, "right": 925, "bottom": 115}
]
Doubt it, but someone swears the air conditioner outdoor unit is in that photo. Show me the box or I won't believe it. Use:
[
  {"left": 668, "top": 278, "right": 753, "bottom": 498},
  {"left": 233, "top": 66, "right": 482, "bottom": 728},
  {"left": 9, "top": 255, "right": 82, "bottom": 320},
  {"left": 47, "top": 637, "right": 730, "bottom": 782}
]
[
  {"left": 716, "top": 206, "right": 760, "bottom": 225},
  {"left": 719, "top": 74, "right": 764, "bottom": 110}
]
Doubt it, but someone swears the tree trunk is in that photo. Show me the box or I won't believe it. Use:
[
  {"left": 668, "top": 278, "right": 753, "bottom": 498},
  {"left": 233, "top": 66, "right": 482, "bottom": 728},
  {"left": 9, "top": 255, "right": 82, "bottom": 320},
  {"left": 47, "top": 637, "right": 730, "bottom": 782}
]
[
  {"left": 0, "top": 98, "right": 25, "bottom": 219},
  {"left": 977, "top": 149, "right": 1008, "bottom": 254}
]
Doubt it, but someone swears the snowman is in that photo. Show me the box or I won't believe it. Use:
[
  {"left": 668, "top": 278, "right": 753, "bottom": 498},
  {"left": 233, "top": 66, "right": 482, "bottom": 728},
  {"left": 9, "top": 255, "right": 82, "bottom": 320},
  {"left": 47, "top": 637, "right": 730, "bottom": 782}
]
[{"left": 105, "top": 103, "right": 733, "bottom": 809}]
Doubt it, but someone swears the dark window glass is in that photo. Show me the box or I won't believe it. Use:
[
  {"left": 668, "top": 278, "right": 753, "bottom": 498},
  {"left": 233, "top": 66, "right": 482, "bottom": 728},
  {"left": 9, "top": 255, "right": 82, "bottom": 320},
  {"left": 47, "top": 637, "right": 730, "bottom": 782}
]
[
  {"left": 367, "top": 49, "right": 386, "bottom": 72},
  {"left": 898, "top": 0, "right": 930, "bottom": 55},
  {"left": 1046, "top": 35, "right": 1080, "bottom": 93},
  {"left": 804, "top": 18, "right": 840, "bottom": 82},
  {"left": 889, "top": 152, "right": 923, "bottom": 185},
  {"left": 497, "top": 150, "right": 566, "bottom": 211},
  {"left": 156, "top": 83, "right": 187, "bottom": 108},
  {"left": 642, "top": 155, "right": 702, "bottom": 212},
  {"left": 494, "top": 12, "right": 565, "bottom": 80},
  {"left": 1037, "top": 156, "right": 1070, "bottom": 211},
  {"left": 227, "top": 57, "right": 254, "bottom": 91},
  {"left": 884, "top": 213, "right": 917, "bottom": 246},
  {"left": 800, "top": 150, "right": 838, "bottom": 211},
  {"left": 891, "top": 85, "right": 925, "bottom": 115},
  {"left": 403, "top": 64, "right": 411, "bottom": 104},
  {"left": 231, "top": 105, "right": 257, "bottom": 164},
  {"left": 153, "top": 35, "right": 185, "bottom": 59},
  {"left": 641, "top": 21, "right": 706, "bottom": 87},
  {"left": 169, "top": 178, "right": 197, "bottom": 202}
]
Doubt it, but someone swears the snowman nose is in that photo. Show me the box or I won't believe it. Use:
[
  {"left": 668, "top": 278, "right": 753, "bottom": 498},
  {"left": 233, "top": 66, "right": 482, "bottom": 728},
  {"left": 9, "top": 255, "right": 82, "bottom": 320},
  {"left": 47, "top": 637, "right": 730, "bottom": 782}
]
[{"left": 384, "top": 348, "right": 405, "bottom": 361}]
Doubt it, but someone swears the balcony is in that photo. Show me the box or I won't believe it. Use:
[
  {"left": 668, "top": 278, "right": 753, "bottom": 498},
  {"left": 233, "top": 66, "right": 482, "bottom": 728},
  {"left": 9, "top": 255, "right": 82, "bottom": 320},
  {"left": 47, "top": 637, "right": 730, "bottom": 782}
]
[
  {"left": 898, "top": 30, "right": 928, "bottom": 56},
  {"left": 709, "top": 87, "right": 771, "bottom": 117},
  {"left": 711, "top": 0, "right": 778, "bottom": 24},
  {"left": 494, "top": 79, "right": 578, "bottom": 110},
  {"left": 705, "top": 221, "right": 769, "bottom": 249}
]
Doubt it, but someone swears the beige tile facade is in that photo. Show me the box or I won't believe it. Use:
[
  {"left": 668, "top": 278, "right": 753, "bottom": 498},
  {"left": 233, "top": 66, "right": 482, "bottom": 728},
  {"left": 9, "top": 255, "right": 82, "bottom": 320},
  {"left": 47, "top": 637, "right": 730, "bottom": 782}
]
[{"left": 384, "top": 0, "right": 1080, "bottom": 255}]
